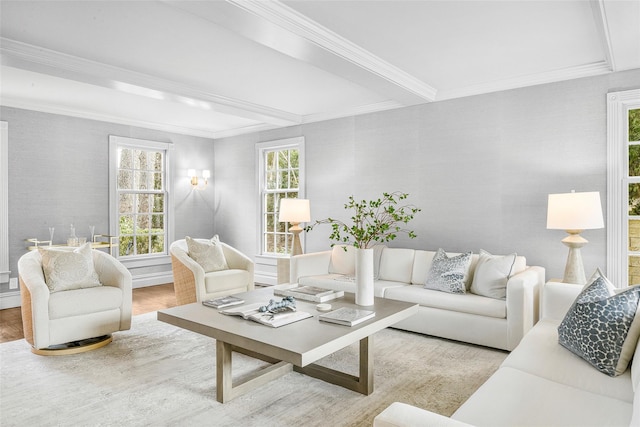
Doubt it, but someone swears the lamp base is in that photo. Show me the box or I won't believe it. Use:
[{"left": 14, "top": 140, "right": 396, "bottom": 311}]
[
  {"left": 561, "top": 231, "right": 588, "bottom": 285},
  {"left": 290, "top": 223, "right": 303, "bottom": 257}
]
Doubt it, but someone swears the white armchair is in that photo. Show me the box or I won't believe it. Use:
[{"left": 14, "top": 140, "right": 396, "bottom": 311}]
[
  {"left": 169, "top": 238, "right": 254, "bottom": 306},
  {"left": 18, "top": 248, "right": 132, "bottom": 355}
]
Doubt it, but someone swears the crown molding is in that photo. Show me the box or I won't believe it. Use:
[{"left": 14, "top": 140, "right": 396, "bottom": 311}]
[
  {"left": 590, "top": 0, "right": 616, "bottom": 71},
  {"left": 226, "top": 0, "right": 437, "bottom": 102},
  {"left": 436, "top": 61, "right": 612, "bottom": 101},
  {"left": 0, "top": 38, "right": 301, "bottom": 128}
]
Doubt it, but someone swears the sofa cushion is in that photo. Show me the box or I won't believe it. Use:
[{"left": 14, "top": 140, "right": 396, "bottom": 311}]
[
  {"left": 558, "top": 270, "right": 640, "bottom": 376},
  {"left": 424, "top": 248, "right": 472, "bottom": 294},
  {"left": 378, "top": 248, "right": 415, "bottom": 283},
  {"left": 39, "top": 243, "right": 102, "bottom": 293},
  {"left": 204, "top": 269, "right": 250, "bottom": 293},
  {"left": 328, "top": 245, "right": 355, "bottom": 275},
  {"left": 48, "top": 286, "right": 123, "bottom": 320},
  {"left": 452, "top": 367, "right": 633, "bottom": 427},
  {"left": 385, "top": 285, "right": 506, "bottom": 318},
  {"left": 470, "top": 250, "right": 517, "bottom": 299},
  {"left": 502, "top": 318, "right": 634, "bottom": 402},
  {"left": 186, "top": 235, "right": 228, "bottom": 272}
]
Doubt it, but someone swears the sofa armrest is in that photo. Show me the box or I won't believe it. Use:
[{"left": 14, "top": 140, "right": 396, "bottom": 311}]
[
  {"left": 505, "top": 265, "right": 545, "bottom": 350},
  {"left": 374, "top": 402, "right": 474, "bottom": 427},
  {"left": 221, "top": 243, "right": 255, "bottom": 291},
  {"left": 93, "top": 250, "right": 133, "bottom": 330},
  {"left": 289, "top": 250, "right": 332, "bottom": 283},
  {"left": 541, "top": 280, "right": 582, "bottom": 321}
]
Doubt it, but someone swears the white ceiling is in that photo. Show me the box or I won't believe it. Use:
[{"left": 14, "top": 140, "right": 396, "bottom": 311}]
[{"left": 1, "top": 0, "right": 639, "bottom": 139}]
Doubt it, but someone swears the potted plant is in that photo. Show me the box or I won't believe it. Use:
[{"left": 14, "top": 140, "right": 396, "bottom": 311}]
[{"left": 305, "top": 191, "right": 421, "bottom": 305}]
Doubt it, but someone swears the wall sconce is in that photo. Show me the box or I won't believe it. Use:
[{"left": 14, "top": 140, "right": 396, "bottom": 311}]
[{"left": 187, "top": 169, "right": 210, "bottom": 188}]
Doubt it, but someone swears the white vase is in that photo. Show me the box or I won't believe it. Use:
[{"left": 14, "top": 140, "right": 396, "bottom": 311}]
[{"left": 355, "top": 248, "right": 375, "bottom": 306}]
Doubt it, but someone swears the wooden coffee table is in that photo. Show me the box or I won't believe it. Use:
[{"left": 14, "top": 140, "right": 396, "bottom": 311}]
[{"left": 157, "top": 287, "right": 418, "bottom": 403}]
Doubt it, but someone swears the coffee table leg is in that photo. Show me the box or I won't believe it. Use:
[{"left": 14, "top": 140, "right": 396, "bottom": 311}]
[
  {"left": 295, "top": 335, "right": 374, "bottom": 395},
  {"left": 216, "top": 340, "right": 293, "bottom": 403}
]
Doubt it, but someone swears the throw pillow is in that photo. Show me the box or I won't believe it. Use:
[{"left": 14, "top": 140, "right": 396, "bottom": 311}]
[
  {"left": 424, "top": 248, "right": 472, "bottom": 294},
  {"left": 186, "top": 235, "right": 228, "bottom": 272},
  {"left": 470, "top": 250, "right": 517, "bottom": 299},
  {"left": 558, "top": 268, "right": 640, "bottom": 377},
  {"left": 38, "top": 243, "right": 101, "bottom": 293}
]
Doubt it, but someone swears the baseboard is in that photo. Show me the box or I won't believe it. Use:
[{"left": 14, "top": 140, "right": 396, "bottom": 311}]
[
  {"left": 0, "top": 290, "right": 21, "bottom": 309},
  {"left": 132, "top": 271, "right": 174, "bottom": 289},
  {"left": 254, "top": 272, "right": 277, "bottom": 286}
]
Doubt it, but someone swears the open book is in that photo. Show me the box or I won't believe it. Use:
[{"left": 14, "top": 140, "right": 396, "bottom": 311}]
[{"left": 220, "top": 303, "right": 312, "bottom": 328}]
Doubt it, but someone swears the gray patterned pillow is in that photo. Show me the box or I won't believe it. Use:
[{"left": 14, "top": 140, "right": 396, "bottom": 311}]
[
  {"left": 424, "top": 248, "right": 472, "bottom": 294},
  {"left": 186, "top": 235, "right": 229, "bottom": 272},
  {"left": 558, "top": 269, "right": 640, "bottom": 376}
]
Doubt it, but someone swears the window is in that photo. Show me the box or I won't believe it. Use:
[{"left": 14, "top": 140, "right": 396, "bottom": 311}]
[
  {"left": 257, "top": 137, "right": 305, "bottom": 256},
  {"left": 109, "top": 136, "right": 173, "bottom": 262},
  {"left": 607, "top": 90, "right": 640, "bottom": 287}
]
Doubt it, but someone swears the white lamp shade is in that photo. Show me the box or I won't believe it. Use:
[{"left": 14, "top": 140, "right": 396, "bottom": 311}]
[
  {"left": 547, "top": 191, "right": 604, "bottom": 230},
  {"left": 202, "top": 169, "right": 210, "bottom": 179},
  {"left": 278, "top": 198, "right": 310, "bottom": 223}
]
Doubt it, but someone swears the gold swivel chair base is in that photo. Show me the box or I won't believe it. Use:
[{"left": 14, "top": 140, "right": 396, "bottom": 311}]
[{"left": 31, "top": 335, "right": 113, "bottom": 356}]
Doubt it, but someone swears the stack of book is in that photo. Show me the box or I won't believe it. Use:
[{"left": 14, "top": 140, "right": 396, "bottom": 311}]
[
  {"left": 318, "top": 307, "right": 376, "bottom": 326},
  {"left": 274, "top": 285, "right": 344, "bottom": 302},
  {"left": 201, "top": 295, "right": 244, "bottom": 309}
]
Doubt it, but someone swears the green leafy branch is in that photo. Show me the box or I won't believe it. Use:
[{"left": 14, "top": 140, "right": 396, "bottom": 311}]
[{"left": 304, "top": 191, "right": 421, "bottom": 249}]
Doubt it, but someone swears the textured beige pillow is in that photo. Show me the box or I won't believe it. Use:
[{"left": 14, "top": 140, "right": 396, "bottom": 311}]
[
  {"left": 186, "top": 235, "right": 228, "bottom": 272},
  {"left": 38, "top": 243, "right": 101, "bottom": 293}
]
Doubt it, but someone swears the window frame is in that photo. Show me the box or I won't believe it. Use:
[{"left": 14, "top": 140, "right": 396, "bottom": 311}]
[
  {"left": 607, "top": 89, "right": 640, "bottom": 288},
  {"left": 109, "top": 135, "right": 174, "bottom": 268},
  {"left": 256, "top": 137, "right": 305, "bottom": 257}
]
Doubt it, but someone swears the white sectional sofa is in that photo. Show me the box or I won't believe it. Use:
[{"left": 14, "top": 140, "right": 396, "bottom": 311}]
[
  {"left": 290, "top": 245, "right": 545, "bottom": 351},
  {"left": 373, "top": 281, "right": 640, "bottom": 427}
]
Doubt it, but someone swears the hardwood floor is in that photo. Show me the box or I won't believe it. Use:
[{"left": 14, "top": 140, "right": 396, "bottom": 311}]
[{"left": 0, "top": 283, "right": 177, "bottom": 344}]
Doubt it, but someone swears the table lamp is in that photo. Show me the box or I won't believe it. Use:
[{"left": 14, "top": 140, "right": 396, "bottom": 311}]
[
  {"left": 278, "top": 198, "right": 310, "bottom": 256},
  {"left": 546, "top": 191, "right": 604, "bottom": 284}
]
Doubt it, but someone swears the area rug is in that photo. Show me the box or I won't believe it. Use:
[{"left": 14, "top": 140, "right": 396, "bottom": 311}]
[{"left": 0, "top": 312, "right": 507, "bottom": 426}]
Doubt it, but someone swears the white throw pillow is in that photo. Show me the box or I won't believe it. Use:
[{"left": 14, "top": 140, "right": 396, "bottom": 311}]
[
  {"left": 39, "top": 243, "right": 101, "bottom": 293},
  {"left": 328, "top": 245, "right": 356, "bottom": 276},
  {"left": 470, "top": 250, "right": 517, "bottom": 299},
  {"left": 186, "top": 235, "right": 228, "bottom": 272}
]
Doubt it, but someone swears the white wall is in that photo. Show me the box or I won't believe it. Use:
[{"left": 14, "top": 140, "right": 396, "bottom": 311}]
[
  {"left": 0, "top": 106, "right": 217, "bottom": 305},
  {"left": 214, "top": 68, "right": 640, "bottom": 282}
]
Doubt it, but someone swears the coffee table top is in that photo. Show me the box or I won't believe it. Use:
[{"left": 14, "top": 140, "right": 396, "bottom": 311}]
[{"left": 157, "top": 287, "right": 418, "bottom": 367}]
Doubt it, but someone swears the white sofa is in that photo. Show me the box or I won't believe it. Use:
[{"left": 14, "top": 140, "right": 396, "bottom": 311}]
[
  {"left": 374, "top": 281, "right": 640, "bottom": 427},
  {"left": 290, "top": 245, "right": 545, "bottom": 351}
]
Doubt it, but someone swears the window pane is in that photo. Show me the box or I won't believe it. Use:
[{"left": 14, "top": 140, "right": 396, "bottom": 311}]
[
  {"left": 266, "top": 213, "right": 275, "bottom": 233},
  {"left": 151, "top": 194, "right": 164, "bottom": 213},
  {"left": 136, "top": 235, "right": 150, "bottom": 255},
  {"left": 630, "top": 109, "right": 640, "bottom": 142},
  {"left": 276, "top": 234, "right": 286, "bottom": 254},
  {"left": 119, "top": 148, "right": 132, "bottom": 169},
  {"left": 119, "top": 215, "right": 133, "bottom": 235},
  {"left": 137, "top": 194, "right": 150, "bottom": 214},
  {"left": 118, "top": 170, "right": 132, "bottom": 190},
  {"left": 630, "top": 145, "right": 640, "bottom": 177},
  {"left": 630, "top": 255, "right": 640, "bottom": 286},
  {"left": 152, "top": 172, "right": 163, "bottom": 190},
  {"left": 119, "top": 194, "right": 134, "bottom": 213},
  {"left": 136, "top": 215, "right": 150, "bottom": 233},
  {"left": 630, "top": 219, "right": 640, "bottom": 251},
  {"left": 630, "top": 184, "right": 640, "bottom": 215},
  {"left": 119, "top": 236, "right": 133, "bottom": 256},
  {"left": 151, "top": 214, "right": 164, "bottom": 230},
  {"left": 151, "top": 234, "right": 164, "bottom": 253},
  {"left": 266, "top": 234, "right": 274, "bottom": 253}
]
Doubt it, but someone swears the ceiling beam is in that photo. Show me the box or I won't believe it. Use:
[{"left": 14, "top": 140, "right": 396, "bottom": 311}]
[
  {"left": 165, "top": 0, "right": 437, "bottom": 105},
  {"left": 0, "top": 38, "right": 301, "bottom": 128}
]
